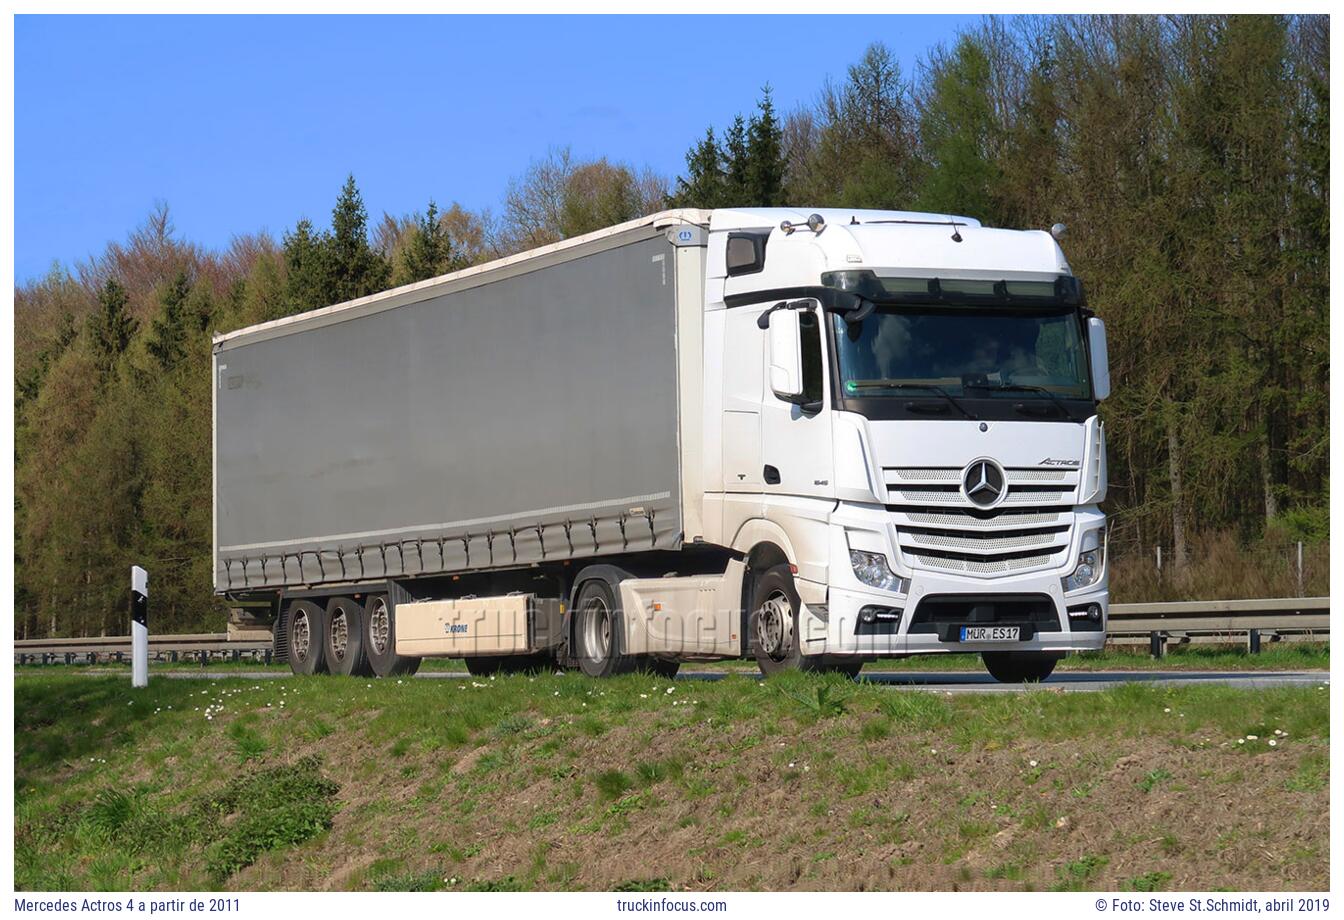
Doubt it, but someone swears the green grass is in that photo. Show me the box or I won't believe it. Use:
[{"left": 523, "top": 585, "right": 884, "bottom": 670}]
[
  {"left": 201, "top": 756, "right": 339, "bottom": 883},
  {"left": 13, "top": 669, "right": 1329, "bottom": 891},
  {"left": 1123, "top": 871, "right": 1173, "bottom": 892},
  {"left": 1052, "top": 854, "right": 1109, "bottom": 891}
]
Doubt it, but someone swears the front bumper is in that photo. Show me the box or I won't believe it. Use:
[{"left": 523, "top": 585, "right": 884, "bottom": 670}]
[{"left": 816, "top": 574, "right": 1108, "bottom": 657}]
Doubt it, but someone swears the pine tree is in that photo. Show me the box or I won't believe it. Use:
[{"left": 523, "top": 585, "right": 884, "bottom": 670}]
[
  {"left": 671, "top": 128, "right": 726, "bottom": 209},
  {"left": 393, "top": 201, "right": 456, "bottom": 285},
  {"left": 87, "top": 278, "right": 138, "bottom": 380},
  {"left": 328, "top": 174, "right": 390, "bottom": 303},
  {"left": 146, "top": 271, "right": 192, "bottom": 371},
  {"left": 722, "top": 115, "right": 751, "bottom": 205},
  {"left": 746, "top": 87, "right": 786, "bottom": 206},
  {"left": 282, "top": 218, "right": 331, "bottom": 313}
]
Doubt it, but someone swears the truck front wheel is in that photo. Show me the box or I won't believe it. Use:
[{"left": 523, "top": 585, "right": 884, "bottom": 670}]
[
  {"left": 363, "top": 595, "right": 421, "bottom": 678},
  {"left": 748, "top": 566, "right": 863, "bottom": 679},
  {"left": 982, "top": 651, "right": 1061, "bottom": 683},
  {"left": 286, "top": 600, "right": 328, "bottom": 676}
]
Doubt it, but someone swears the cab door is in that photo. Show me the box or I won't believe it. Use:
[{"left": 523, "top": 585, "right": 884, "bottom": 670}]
[{"left": 759, "top": 302, "right": 835, "bottom": 586}]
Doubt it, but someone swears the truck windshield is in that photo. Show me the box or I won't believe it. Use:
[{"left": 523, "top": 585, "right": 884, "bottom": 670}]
[{"left": 832, "top": 307, "right": 1091, "bottom": 400}]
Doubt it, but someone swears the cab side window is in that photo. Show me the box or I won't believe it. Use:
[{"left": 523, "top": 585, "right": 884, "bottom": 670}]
[{"left": 799, "top": 309, "right": 824, "bottom": 406}]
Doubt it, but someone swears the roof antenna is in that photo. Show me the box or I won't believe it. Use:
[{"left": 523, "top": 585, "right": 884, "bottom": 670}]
[
  {"left": 949, "top": 220, "right": 963, "bottom": 243},
  {"left": 850, "top": 216, "right": 859, "bottom": 225}
]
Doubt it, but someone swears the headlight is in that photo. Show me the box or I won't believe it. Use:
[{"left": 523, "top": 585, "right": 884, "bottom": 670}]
[
  {"left": 1061, "top": 531, "right": 1106, "bottom": 592},
  {"left": 850, "top": 550, "right": 909, "bottom": 594}
]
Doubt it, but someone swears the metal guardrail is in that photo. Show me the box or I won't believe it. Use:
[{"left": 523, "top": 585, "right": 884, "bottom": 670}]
[
  {"left": 13, "top": 597, "right": 1329, "bottom": 664},
  {"left": 1106, "top": 596, "right": 1328, "bottom": 657},
  {"left": 13, "top": 632, "right": 273, "bottom": 666}
]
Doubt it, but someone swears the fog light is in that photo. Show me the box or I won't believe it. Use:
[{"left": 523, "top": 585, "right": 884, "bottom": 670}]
[{"left": 1088, "top": 604, "right": 1102, "bottom": 622}]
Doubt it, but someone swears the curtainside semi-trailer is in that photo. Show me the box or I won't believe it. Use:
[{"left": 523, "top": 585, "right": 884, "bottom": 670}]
[{"left": 213, "top": 207, "right": 1111, "bottom": 682}]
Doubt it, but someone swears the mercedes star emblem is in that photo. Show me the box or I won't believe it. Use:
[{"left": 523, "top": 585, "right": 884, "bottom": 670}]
[{"left": 963, "top": 459, "right": 1007, "bottom": 508}]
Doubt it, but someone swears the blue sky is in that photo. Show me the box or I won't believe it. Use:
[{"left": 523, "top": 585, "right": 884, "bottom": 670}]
[{"left": 15, "top": 14, "right": 979, "bottom": 283}]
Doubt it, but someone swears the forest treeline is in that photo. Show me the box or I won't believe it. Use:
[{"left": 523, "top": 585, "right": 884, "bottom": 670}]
[{"left": 14, "top": 15, "right": 1329, "bottom": 636}]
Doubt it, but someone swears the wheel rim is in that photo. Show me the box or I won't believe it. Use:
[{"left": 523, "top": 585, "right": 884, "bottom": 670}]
[
  {"left": 581, "top": 596, "right": 612, "bottom": 663},
  {"left": 330, "top": 607, "right": 349, "bottom": 661},
  {"left": 369, "top": 598, "right": 390, "bottom": 656},
  {"left": 756, "top": 591, "right": 793, "bottom": 661},
  {"left": 292, "top": 608, "right": 311, "bottom": 661}
]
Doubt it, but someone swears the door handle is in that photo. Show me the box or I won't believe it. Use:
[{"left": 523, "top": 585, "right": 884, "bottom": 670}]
[{"left": 763, "top": 465, "right": 781, "bottom": 485}]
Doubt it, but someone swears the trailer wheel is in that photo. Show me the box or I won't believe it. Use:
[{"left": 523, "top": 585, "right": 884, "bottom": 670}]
[
  {"left": 464, "top": 653, "right": 552, "bottom": 676},
  {"left": 363, "top": 595, "right": 421, "bottom": 678},
  {"left": 286, "top": 600, "right": 328, "bottom": 676},
  {"left": 324, "top": 597, "right": 371, "bottom": 677},
  {"left": 982, "top": 651, "right": 1061, "bottom": 683},
  {"left": 749, "top": 564, "right": 853, "bottom": 677},
  {"left": 573, "top": 579, "right": 633, "bottom": 678}
]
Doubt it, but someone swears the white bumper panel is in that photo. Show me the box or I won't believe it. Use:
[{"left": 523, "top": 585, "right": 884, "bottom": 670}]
[{"left": 823, "top": 576, "right": 1108, "bottom": 657}]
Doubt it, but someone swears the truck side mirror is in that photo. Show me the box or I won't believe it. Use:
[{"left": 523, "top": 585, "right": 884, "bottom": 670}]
[
  {"left": 765, "top": 307, "right": 804, "bottom": 401},
  {"left": 1087, "top": 316, "right": 1111, "bottom": 401}
]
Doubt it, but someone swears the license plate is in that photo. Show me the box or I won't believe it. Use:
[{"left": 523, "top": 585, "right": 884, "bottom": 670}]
[{"left": 959, "top": 625, "right": 1020, "bottom": 642}]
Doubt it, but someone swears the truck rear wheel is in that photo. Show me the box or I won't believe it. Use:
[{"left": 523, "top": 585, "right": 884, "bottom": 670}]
[
  {"left": 363, "top": 595, "right": 421, "bottom": 678},
  {"left": 324, "top": 596, "right": 371, "bottom": 677},
  {"left": 286, "top": 600, "right": 328, "bottom": 676},
  {"left": 982, "top": 651, "right": 1061, "bottom": 683},
  {"left": 574, "top": 579, "right": 633, "bottom": 678},
  {"left": 750, "top": 564, "right": 858, "bottom": 677}
]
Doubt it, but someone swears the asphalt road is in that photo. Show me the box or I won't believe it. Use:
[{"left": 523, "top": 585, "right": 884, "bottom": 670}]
[{"left": 35, "top": 668, "right": 1329, "bottom": 693}]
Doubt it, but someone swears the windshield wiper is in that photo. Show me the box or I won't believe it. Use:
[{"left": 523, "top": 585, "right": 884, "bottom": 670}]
[
  {"left": 978, "top": 384, "right": 1075, "bottom": 419},
  {"left": 847, "top": 381, "right": 979, "bottom": 421}
]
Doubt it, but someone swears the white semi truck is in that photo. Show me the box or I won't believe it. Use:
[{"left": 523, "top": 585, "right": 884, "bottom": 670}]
[{"left": 213, "top": 207, "right": 1110, "bottom": 683}]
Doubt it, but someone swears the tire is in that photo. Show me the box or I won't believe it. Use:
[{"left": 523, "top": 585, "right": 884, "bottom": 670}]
[
  {"left": 573, "top": 579, "right": 633, "bottom": 678},
  {"left": 982, "top": 651, "right": 1061, "bottom": 683},
  {"left": 324, "top": 596, "right": 371, "bottom": 677},
  {"left": 749, "top": 564, "right": 829, "bottom": 677},
  {"left": 363, "top": 594, "right": 421, "bottom": 678},
  {"left": 464, "top": 653, "right": 552, "bottom": 677},
  {"left": 286, "top": 600, "right": 328, "bottom": 676}
]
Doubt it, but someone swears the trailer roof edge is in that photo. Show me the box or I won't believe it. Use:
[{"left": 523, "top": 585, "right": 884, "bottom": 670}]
[{"left": 213, "top": 208, "right": 712, "bottom": 349}]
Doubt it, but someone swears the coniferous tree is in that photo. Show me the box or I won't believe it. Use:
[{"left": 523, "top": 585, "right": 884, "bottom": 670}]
[
  {"left": 87, "top": 278, "right": 137, "bottom": 380},
  {"left": 745, "top": 87, "right": 786, "bottom": 206},
  {"left": 146, "top": 271, "right": 192, "bottom": 371},
  {"left": 393, "top": 201, "right": 457, "bottom": 286},
  {"left": 282, "top": 218, "right": 331, "bottom": 313},
  {"left": 722, "top": 115, "right": 751, "bottom": 205},
  {"left": 670, "top": 128, "right": 726, "bottom": 209},
  {"left": 328, "top": 174, "right": 390, "bottom": 303}
]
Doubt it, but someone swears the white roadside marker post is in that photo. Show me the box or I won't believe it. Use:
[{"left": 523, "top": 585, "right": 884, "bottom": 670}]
[{"left": 131, "top": 566, "right": 149, "bottom": 688}]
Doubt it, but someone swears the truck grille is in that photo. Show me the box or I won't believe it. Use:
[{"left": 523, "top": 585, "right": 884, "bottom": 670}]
[{"left": 884, "top": 466, "right": 1078, "bottom": 576}]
